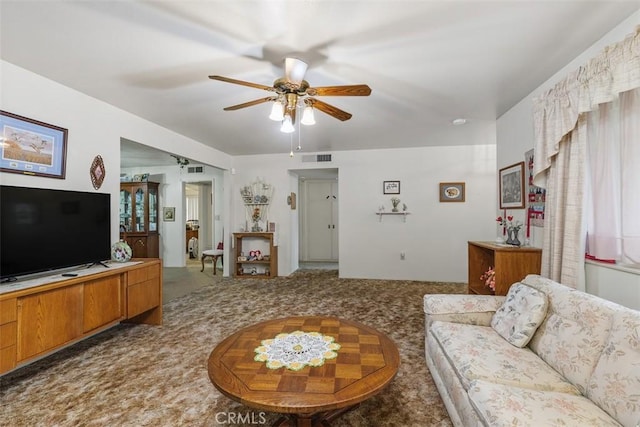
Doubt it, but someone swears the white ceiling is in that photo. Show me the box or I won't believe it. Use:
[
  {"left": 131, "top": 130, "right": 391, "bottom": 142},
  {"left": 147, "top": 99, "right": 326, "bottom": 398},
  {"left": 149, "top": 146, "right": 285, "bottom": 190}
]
[{"left": 2, "top": 1, "right": 638, "bottom": 167}]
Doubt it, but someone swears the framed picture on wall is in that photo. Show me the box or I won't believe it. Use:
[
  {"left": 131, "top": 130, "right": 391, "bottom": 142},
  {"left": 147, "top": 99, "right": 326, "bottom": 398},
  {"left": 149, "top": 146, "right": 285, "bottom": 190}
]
[
  {"left": 499, "top": 161, "right": 525, "bottom": 209},
  {"left": 439, "top": 182, "right": 465, "bottom": 202},
  {"left": 0, "top": 110, "right": 68, "bottom": 179},
  {"left": 383, "top": 180, "right": 400, "bottom": 194},
  {"left": 163, "top": 207, "right": 175, "bottom": 222}
]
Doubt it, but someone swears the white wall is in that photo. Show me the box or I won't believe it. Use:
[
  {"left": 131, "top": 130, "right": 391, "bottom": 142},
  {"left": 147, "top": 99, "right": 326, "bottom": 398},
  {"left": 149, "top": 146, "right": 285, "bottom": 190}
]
[
  {"left": 0, "top": 61, "right": 232, "bottom": 256},
  {"left": 232, "top": 140, "right": 497, "bottom": 282},
  {"left": 496, "top": 11, "right": 640, "bottom": 306}
]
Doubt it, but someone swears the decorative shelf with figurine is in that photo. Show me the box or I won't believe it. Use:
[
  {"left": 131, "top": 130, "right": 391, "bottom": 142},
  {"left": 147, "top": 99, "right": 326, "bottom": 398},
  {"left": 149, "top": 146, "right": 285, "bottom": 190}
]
[
  {"left": 377, "top": 198, "right": 409, "bottom": 222},
  {"left": 240, "top": 178, "right": 274, "bottom": 233},
  {"left": 375, "top": 212, "right": 411, "bottom": 222}
]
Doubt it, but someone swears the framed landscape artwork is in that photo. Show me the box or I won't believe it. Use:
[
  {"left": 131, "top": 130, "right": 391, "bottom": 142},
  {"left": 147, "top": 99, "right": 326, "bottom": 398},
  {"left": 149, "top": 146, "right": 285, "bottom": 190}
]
[
  {"left": 499, "top": 162, "right": 525, "bottom": 209},
  {"left": 0, "top": 111, "right": 68, "bottom": 179}
]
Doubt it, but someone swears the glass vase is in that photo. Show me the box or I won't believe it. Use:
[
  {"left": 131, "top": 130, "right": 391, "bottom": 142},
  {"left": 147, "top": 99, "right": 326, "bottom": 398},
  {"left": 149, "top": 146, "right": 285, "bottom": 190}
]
[{"left": 506, "top": 228, "right": 521, "bottom": 246}]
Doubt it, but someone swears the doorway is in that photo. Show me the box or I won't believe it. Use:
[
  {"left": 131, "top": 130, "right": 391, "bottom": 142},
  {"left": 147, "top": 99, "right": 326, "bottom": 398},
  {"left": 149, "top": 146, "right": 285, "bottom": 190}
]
[
  {"left": 297, "top": 169, "right": 339, "bottom": 266},
  {"left": 184, "top": 181, "right": 213, "bottom": 264}
]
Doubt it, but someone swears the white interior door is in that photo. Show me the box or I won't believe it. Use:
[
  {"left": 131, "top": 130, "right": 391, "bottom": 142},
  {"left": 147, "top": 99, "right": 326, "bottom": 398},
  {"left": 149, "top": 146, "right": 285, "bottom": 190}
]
[{"left": 304, "top": 180, "right": 338, "bottom": 261}]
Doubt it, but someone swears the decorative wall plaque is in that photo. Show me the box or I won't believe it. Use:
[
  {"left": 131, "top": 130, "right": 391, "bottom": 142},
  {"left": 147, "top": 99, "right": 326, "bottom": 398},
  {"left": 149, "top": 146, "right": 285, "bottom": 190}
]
[{"left": 90, "top": 155, "right": 105, "bottom": 189}]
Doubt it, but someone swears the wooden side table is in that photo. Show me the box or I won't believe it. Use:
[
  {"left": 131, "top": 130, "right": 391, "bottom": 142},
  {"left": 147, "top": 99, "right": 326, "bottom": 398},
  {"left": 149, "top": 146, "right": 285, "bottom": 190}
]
[{"left": 468, "top": 241, "right": 542, "bottom": 296}]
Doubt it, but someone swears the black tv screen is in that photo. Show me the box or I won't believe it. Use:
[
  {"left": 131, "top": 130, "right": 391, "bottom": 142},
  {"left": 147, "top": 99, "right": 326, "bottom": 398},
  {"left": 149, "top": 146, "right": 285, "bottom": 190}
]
[{"left": 1, "top": 185, "right": 111, "bottom": 279}]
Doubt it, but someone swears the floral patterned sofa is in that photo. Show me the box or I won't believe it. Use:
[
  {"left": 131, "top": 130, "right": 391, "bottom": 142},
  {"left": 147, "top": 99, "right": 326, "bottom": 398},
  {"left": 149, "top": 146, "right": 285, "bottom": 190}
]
[{"left": 423, "top": 274, "right": 639, "bottom": 427}]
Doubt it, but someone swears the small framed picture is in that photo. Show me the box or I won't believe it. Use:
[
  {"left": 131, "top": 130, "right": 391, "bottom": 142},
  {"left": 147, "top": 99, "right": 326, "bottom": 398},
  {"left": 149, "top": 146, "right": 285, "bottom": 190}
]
[
  {"left": 383, "top": 180, "right": 400, "bottom": 194},
  {"left": 163, "top": 207, "right": 175, "bottom": 222},
  {"left": 439, "top": 182, "right": 465, "bottom": 202},
  {"left": 499, "top": 162, "right": 525, "bottom": 209},
  {"left": 0, "top": 110, "right": 68, "bottom": 179}
]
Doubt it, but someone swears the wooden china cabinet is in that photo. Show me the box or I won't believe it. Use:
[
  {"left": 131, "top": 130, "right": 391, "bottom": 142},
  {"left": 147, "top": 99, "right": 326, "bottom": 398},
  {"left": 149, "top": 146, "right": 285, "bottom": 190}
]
[{"left": 119, "top": 182, "right": 159, "bottom": 258}]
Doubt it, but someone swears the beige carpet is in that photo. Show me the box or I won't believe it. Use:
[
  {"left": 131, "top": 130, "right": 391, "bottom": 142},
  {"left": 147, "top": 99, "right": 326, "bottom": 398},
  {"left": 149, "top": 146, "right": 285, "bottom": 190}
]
[{"left": 0, "top": 268, "right": 465, "bottom": 427}]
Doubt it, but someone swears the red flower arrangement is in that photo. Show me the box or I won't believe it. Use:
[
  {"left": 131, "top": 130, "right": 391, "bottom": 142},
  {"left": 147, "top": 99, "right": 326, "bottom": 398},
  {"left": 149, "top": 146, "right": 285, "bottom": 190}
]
[{"left": 496, "top": 215, "right": 522, "bottom": 232}]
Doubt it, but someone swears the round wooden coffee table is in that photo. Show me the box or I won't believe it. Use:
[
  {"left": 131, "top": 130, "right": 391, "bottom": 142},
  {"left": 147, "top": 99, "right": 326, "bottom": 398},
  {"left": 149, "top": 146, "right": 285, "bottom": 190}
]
[{"left": 207, "top": 316, "right": 400, "bottom": 427}]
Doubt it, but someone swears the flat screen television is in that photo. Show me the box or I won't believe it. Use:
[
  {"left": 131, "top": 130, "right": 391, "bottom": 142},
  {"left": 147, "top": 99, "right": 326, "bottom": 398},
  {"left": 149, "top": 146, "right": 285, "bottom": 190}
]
[{"left": 1, "top": 185, "right": 111, "bottom": 280}]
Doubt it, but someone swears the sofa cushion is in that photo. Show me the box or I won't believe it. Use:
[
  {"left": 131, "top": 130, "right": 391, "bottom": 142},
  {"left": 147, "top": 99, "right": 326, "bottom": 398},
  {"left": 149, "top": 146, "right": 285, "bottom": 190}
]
[
  {"left": 430, "top": 321, "right": 580, "bottom": 394},
  {"left": 469, "top": 380, "right": 621, "bottom": 427},
  {"left": 491, "top": 283, "right": 548, "bottom": 347},
  {"left": 522, "top": 274, "right": 618, "bottom": 394},
  {"left": 424, "top": 294, "right": 505, "bottom": 329},
  {"left": 586, "top": 308, "right": 640, "bottom": 427}
]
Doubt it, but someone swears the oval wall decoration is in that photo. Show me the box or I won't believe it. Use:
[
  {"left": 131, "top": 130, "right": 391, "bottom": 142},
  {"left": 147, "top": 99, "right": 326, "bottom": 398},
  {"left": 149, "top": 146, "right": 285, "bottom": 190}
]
[{"left": 90, "top": 155, "right": 106, "bottom": 189}]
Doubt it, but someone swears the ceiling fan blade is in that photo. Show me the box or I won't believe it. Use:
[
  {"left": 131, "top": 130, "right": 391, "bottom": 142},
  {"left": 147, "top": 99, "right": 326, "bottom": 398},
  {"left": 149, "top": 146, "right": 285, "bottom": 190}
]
[
  {"left": 307, "top": 98, "right": 352, "bottom": 121},
  {"left": 223, "top": 97, "right": 277, "bottom": 111},
  {"left": 209, "top": 75, "right": 275, "bottom": 92},
  {"left": 284, "top": 57, "right": 308, "bottom": 85},
  {"left": 308, "top": 85, "right": 371, "bottom": 97}
]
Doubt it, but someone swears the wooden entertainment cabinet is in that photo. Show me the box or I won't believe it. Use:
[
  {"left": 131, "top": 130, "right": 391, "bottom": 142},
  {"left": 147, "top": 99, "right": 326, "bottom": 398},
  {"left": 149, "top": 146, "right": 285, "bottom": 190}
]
[{"left": 0, "top": 259, "right": 162, "bottom": 375}]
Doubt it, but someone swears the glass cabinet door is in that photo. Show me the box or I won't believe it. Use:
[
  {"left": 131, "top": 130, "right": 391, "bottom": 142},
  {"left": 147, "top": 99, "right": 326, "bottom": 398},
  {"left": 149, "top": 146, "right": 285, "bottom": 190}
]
[
  {"left": 135, "top": 187, "right": 146, "bottom": 232},
  {"left": 120, "top": 188, "right": 132, "bottom": 232},
  {"left": 148, "top": 186, "right": 157, "bottom": 232}
]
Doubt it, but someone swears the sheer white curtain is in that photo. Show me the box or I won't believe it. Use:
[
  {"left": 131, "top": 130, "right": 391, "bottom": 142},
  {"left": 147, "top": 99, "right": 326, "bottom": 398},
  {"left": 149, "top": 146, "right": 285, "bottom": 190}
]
[
  {"left": 533, "top": 27, "right": 640, "bottom": 288},
  {"left": 586, "top": 88, "right": 640, "bottom": 264},
  {"left": 186, "top": 196, "right": 199, "bottom": 222}
]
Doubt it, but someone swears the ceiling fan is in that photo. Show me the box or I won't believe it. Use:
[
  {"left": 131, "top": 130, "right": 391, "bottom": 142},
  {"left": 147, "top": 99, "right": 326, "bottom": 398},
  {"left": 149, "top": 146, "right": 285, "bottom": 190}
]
[{"left": 209, "top": 57, "right": 371, "bottom": 127}]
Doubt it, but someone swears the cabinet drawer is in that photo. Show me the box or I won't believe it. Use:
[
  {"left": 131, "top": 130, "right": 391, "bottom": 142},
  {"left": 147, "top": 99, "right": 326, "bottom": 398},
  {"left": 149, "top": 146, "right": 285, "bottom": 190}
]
[
  {"left": 0, "top": 345, "right": 16, "bottom": 373},
  {"left": 127, "top": 279, "right": 160, "bottom": 319},
  {"left": 128, "top": 264, "right": 160, "bottom": 285},
  {"left": 0, "top": 298, "right": 17, "bottom": 324},
  {"left": 0, "top": 322, "right": 17, "bottom": 349}
]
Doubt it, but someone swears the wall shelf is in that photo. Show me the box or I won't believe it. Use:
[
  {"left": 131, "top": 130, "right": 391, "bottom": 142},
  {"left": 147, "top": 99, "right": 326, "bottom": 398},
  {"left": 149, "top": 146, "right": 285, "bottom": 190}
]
[{"left": 376, "top": 212, "right": 411, "bottom": 222}]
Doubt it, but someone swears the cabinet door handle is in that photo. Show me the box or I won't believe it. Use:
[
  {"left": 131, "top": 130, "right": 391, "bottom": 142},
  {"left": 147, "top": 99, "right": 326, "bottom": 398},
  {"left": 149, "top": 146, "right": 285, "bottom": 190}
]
[{"left": 328, "top": 224, "right": 331, "bottom": 229}]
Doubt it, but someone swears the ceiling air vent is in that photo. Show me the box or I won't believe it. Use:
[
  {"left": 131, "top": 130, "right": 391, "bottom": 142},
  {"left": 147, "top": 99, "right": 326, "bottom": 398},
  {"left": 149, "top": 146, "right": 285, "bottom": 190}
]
[
  {"left": 302, "top": 154, "right": 333, "bottom": 163},
  {"left": 187, "top": 166, "right": 204, "bottom": 174}
]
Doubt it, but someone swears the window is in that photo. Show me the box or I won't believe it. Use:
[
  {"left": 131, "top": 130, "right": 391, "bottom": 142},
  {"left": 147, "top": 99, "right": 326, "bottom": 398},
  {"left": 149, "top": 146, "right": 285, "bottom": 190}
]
[{"left": 585, "top": 87, "right": 640, "bottom": 265}]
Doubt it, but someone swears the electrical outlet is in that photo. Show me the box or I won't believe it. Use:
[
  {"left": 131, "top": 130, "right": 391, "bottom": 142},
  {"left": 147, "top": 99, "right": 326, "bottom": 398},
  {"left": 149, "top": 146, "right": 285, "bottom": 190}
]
[{"left": 400, "top": 252, "right": 406, "bottom": 260}]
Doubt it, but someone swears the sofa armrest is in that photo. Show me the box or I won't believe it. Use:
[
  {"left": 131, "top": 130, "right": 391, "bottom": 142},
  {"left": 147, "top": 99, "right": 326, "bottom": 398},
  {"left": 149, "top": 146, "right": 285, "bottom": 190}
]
[{"left": 423, "top": 294, "right": 505, "bottom": 330}]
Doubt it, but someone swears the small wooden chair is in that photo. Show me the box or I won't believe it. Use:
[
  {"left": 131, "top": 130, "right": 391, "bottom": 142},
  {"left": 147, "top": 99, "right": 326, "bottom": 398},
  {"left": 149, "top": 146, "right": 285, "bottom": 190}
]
[{"left": 201, "top": 249, "right": 223, "bottom": 275}]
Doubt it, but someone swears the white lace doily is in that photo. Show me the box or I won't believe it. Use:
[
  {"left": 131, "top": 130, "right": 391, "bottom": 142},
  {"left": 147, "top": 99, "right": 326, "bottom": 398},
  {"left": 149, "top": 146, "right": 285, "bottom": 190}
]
[{"left": 254, "top": 331, "right": 341, "bottom": 371}]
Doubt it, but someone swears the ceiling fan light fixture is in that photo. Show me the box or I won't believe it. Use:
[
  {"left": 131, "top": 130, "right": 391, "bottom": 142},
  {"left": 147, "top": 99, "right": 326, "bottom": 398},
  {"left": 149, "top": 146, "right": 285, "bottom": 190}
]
[
  {"left": 269, "top": 101, "right": 284, "bottom": 121},
  {"left": 280, "top": 115, "right": 295, "bottom": 133},
  {"left": 301, "top": 105, "right": 316, "bottom": 125},
  {"left": 285, "top": 57, "right": 308, "bottom": 85}
]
